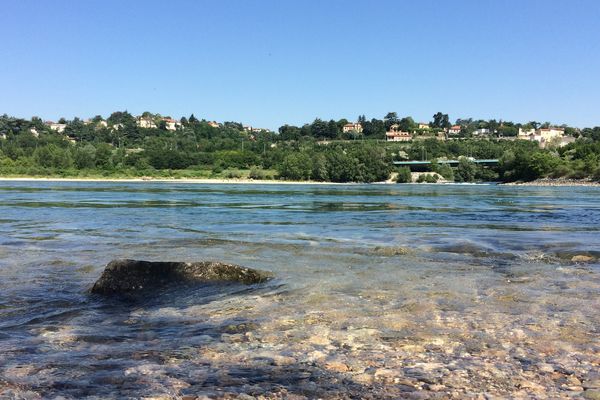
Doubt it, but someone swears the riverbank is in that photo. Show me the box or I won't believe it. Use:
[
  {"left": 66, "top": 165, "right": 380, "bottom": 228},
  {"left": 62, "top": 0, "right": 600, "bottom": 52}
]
[
  {"left": 0, "top": 176, "right": 342, "bottom": 185},
  {"left": 502, "top": 178, "right": 600, "bottom": 187},
  {"left": 2, "top": 175, "right": 600, "bottom": 187}
]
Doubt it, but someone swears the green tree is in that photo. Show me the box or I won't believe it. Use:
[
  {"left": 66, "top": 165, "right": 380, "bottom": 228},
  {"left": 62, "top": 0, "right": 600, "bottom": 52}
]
[
  {"left": 431, "top": 112, "right": 450, "bottom": 129},
  {"left": 74, "top": 144, "right": 96, "bottom": 169},
  {"left": 455, "top": 159, "right": 477, "bottom": 182},
  {"left": 278, "top": 153, "right": 313, "bottom": 180},
  {"left": 384, "top": 112, "right": 399, "bottom": 130}
]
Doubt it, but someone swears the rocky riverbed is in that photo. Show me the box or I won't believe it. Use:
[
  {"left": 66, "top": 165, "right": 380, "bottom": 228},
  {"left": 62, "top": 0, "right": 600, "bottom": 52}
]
[{"left": 1, "top": 182, "right": 599, "bottom": 399}]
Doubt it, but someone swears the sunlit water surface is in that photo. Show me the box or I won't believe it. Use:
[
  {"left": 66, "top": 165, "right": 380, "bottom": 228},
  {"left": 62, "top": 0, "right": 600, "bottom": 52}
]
[{"left": 0, "top": 182, "right": 599, "bottom": 399}]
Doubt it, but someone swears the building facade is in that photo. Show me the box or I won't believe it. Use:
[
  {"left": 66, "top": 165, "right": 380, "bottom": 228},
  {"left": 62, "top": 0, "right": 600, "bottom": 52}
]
[{"left": 342, "top": 122, "right": 363, "bottom": 133}]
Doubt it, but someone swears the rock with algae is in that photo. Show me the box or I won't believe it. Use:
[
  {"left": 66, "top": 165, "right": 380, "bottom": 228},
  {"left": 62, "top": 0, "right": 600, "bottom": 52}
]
[{"left": 91, "top": 259, "right": 272, "bottom": 295}]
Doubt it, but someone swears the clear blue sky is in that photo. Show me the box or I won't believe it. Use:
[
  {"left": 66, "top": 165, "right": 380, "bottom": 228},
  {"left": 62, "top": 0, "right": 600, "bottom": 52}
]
[{"left": 2, "top": 0, "right": 599, "bottom": 129}]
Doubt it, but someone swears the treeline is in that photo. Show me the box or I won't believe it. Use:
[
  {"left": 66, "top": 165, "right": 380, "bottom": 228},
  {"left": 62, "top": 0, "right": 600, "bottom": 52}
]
[
  {"left": 279, "top": 112, "right": 436, "bottom": 140},
  {"left": 1, "top": 112, "right": 600, "bottom": 183},
  {"left": 278, "top": 111, "right": 590, "bottom": 140}
]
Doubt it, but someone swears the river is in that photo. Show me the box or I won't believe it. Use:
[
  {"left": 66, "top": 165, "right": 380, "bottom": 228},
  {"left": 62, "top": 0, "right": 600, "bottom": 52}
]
[{"left": 0, "top": 181, "right": 599, "bottom": 399}]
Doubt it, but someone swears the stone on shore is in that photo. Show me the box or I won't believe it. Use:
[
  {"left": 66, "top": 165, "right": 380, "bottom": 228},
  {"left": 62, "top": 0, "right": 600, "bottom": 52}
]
[{"left": 91, "top": 259, "right": 272, "bottom": 295}]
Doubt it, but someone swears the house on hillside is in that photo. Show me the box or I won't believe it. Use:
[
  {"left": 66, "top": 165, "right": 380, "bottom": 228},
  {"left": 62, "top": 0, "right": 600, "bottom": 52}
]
[
  {"left": 537, "top": 127, "right": 565, "bottom": 141},
  {"left": 386, "top": 131, "right": 412, "bottom": 142},
  {"left": 162, "top": 118, "right": 181, "bottom": 131},
  {"left": 418, "top": 123, "right": 430, "bottom": 129},
  {"left": 342, "top": 122, "right": 363, "bottom": 133},
  {"left": 137, "top": 116, "right": 157, "bottom": 129},
  {"left": 386, "top": 124, "right": 411, "bottom": 142},
  {"left": 447, "top": 125, "right": 462, "bottom": 135},
  {"left": 518, "top": 127, "right": 565, "bottom": 148},
  {"left": 45, "top": 121, "right": 67, "bottom": 133},
  {"left": 207, "top": 121, "right": 220, "bottom": 128},
  {"left": 243, "top": 125, "right": 268, "bottom": 133},
  {"left": 517, "top": 128, "right": 536, "bottom": 139},
  {"left": 473, "top": 128, "right": 491, "bottom": 136}
]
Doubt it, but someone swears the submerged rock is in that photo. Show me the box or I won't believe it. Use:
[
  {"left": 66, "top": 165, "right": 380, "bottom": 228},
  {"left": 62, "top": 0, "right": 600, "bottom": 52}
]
[
  {"left": 571, "top": 255, "right": 595, "bottom": 263},
  {"left": 91, "top": 259, "right": 272, "bottom": 295}
]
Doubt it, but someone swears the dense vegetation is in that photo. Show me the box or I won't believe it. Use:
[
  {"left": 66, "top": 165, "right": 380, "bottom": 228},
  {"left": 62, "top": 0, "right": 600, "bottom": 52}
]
[{"left": 1, "top": 112, "right": 599, "bottom": 183}]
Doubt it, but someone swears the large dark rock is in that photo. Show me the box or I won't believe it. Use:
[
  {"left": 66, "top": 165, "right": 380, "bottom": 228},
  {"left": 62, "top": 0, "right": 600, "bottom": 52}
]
[{"left": 91, "top": 259, "right": 272, "bottom": 295}]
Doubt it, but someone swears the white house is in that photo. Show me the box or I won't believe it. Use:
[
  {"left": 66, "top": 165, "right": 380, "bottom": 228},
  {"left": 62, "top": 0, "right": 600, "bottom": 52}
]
[
  {"left": 518, "top": 127, "right": 566, "bottom": 148},
  {"left": 473, "top": 128, "right": 490, "bottom": 136},
  {"left": 386, "top": 124, "right": 411, "bottom": 142},
  {"left": 162, "top": 118, "right": 181, "bottom": 131},
  {"left": 517, "top": 128, "right": 536, "bottom": 139},
  {"left": 386, "top": 131, "right": 412, "bottom": 142},
  {"left": 448, "top": 125, "right": 462, "bottom": 135},
  {"left": 137, "top": 116, "right": 157, "bottom": 129},
  {"left": 46, "top": 121, "right": 67, "bottom": 133}
]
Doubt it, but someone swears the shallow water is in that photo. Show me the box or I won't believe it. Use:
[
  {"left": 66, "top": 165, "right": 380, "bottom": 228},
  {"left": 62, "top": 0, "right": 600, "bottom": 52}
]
[{"left": 0, "top": 182, "right": 599, "bottom": 399}]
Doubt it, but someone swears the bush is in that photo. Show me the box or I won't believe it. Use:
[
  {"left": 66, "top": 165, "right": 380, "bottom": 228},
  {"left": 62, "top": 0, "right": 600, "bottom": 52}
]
[
  {"left": 396, "top": 167, "right": 412, "bottom": 183},
  {"left": 224, "top": 169, "right": 242, "bottom": 179},
  {"left": 248, "top": 167, "right": 266, "bottom": 180},
  {"left": 593, "top": 166, "right": 600, "bottom": 182},
  {"left": 416, "top": 174, "right": 439, "bottom": 183},
  {"left": 425, "top": 174, "right": 439, "bottom": 183}
]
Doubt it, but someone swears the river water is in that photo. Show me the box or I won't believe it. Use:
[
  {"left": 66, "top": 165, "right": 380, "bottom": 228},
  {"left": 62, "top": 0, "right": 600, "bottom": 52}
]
[{"left": 0, "top": 181, "right": 599, "bottom": 399}]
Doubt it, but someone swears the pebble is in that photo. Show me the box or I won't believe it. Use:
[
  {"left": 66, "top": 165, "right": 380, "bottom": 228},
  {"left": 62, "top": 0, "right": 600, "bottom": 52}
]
[
  {"left": 536, "top": 362, "right": 554, "bottom": 373},
  {"left": 324, "top": 361, "right": 349, "bottom": 373},
  {"left": 425, "top": 384, "right": 446, "bottom": 391},
  {"left": 307, "top": 335, "right": 330, "bottom": 346},
  {"left": 353, "top": 373, "right": 374, "bottom": 384},
  {"left": 584, "top": 390, "right": 600, "bottom": 400},
  {"left": 584, "top": 376, "right": 600, "bottom": 389}
]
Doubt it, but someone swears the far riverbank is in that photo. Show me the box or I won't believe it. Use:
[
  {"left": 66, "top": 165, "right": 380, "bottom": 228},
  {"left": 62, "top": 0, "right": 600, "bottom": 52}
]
[
  {"left": 2, "top": 176, "right": 600, "bottom": 187},
  {"left": 0, "top": 176, "right": 343, "bottom": 185}
]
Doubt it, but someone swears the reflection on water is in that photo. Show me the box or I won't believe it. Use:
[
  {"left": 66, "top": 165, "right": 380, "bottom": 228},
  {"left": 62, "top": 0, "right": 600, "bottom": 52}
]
[{"left": 0, "top": 181, "right": 599, "bottom": 398}]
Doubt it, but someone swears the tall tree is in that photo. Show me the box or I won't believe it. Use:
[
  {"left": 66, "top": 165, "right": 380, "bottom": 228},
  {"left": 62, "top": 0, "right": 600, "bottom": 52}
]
[
  {"left": 384, "top": 112, "right": 399, "bottom": 130},
  {"left": 431, "top": 112, "right": 450, "bottom": 129}
]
